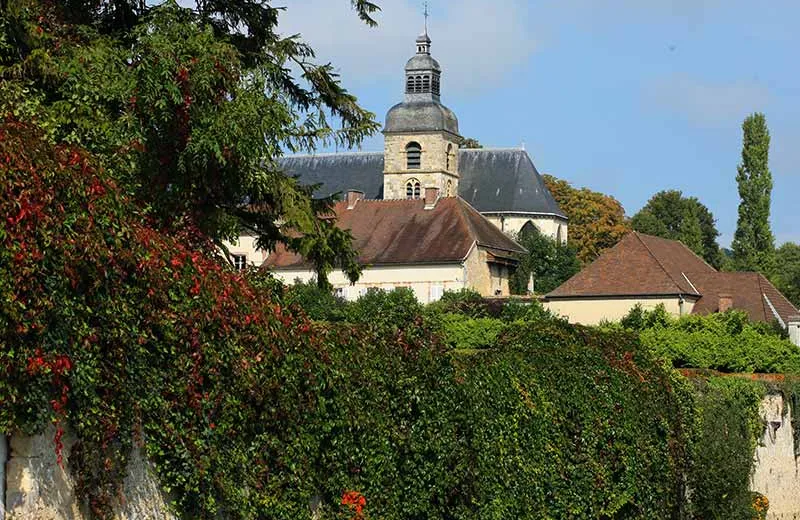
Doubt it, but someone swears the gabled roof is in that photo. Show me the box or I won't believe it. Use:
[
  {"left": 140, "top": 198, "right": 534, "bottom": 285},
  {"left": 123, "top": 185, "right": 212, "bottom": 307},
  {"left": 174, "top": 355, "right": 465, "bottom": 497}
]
[
  {"left": 278, "top": 148, "right": 566, "bottom": 218},
  {"left": 263, "top": 197, "right": 526, "bottom": 270},
  {"left": 546, "top": 232, "right": 715, "bottom": 298},
  {"left": 689, "top": 272, "right": 799, "bottom": 326}
]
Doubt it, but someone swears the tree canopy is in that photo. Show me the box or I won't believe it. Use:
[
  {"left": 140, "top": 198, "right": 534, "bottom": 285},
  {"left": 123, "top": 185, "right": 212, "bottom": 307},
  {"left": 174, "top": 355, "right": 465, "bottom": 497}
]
[
  {"left": 543, "top": 175, "right": 631, "bottom": 264},
  {"left": 630, "top": 190, "right": 723, "bottom": 268},
  {"left": 732, "top": 113, "right": 775, "bottom": 273},
  {"left": 773, "top": 242, "right": 800, "bottom": 307},
  {"left": 0, "top": 0, "right": 378, "bottom": 281},
  {"left": 510, "top": 224, "right": 580, "bottom": 294}
]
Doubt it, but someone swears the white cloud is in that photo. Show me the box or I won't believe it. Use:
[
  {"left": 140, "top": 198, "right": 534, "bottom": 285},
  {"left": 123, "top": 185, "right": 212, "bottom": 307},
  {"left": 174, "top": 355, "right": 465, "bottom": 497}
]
[
  {"left": 645, "top": 74, "right": 772, "bottom": 127},
  {"left": 276, "top": 0, "right": 537, "bottom": 96}
]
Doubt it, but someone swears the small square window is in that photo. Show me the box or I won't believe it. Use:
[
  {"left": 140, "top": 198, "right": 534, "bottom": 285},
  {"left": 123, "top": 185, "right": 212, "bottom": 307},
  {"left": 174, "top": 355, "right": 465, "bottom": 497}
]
[
  {"left": 431, "top": 285, "right": 444, "bottom": 302},
  {"left": 232, "top": 254, "right": 248, "bottom": 271}
]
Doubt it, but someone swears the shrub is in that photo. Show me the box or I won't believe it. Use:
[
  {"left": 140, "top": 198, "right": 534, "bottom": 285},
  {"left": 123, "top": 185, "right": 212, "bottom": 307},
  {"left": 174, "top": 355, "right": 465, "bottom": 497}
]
[
  {"left": 619, "top": 305, "right": 800, "bottom": 373},
  {"left": 439, "top": 314, "right": 507, "bottom": 350}
]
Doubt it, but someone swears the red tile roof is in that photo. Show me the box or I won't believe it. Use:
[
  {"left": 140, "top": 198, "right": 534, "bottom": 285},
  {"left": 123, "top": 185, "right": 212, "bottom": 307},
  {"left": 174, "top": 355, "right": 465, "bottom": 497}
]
[
  {"left": 263, "top": 197, "right": 525, "bottom": 269},
  {"left": 546, "top": 231, "right": 799, "bottom": 326},
  {"left": 689, "top": 272, "right": 798, "bottom": 326},
  {"left": 546, "top": 232, "right": 715, "bottom": 298}
]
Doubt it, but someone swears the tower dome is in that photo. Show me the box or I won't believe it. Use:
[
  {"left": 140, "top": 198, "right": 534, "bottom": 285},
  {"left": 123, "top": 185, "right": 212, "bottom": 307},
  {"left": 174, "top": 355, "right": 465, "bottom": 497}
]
[{"left": 384, "top": 31, "right": 459, "bottom": 136}]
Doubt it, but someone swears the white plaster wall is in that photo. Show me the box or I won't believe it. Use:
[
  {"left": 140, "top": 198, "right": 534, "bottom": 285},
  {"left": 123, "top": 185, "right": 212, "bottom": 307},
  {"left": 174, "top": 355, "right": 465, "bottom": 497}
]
[
  {"left": 4, "top": 426, "right": 175, "bottom": 520},
  {"left": 751, "top": 394, "right": 800, "bottom": 520},
  {"left": 273, "top": 263, "right": 467, "bottom": 304},
  {"left": 545, "top": 296, "right": 695, "bottom": 325},
  {"left": 222, "top": 235, "right": 269, "bottom": 268},
  {"left": 483, "top": 215, "right": 568, "bottom": 244}
]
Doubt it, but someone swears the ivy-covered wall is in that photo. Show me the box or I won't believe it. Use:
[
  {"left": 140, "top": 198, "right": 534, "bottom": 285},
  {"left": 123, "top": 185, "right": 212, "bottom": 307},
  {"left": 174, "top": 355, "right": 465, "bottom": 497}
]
[{"left": 1, "top": 118, "right": 796, "bottom": 519}]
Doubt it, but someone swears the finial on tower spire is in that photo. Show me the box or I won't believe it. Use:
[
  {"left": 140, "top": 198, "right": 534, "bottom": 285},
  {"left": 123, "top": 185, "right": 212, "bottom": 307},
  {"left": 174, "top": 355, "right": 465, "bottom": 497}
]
[{"left": 423, "top": 1, "right": 429, "bottom": 35}]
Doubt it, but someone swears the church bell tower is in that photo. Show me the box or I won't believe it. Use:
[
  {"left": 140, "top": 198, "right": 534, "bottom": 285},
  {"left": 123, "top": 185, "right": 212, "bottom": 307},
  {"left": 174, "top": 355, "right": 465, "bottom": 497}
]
[{"left": 382, "top": 25, "right": 462, "bottom": 201}]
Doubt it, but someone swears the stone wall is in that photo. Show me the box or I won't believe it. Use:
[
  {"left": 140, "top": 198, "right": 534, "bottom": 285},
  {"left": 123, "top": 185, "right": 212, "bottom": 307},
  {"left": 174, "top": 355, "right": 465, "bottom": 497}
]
[
  {"left": 3, "top": 426, "right": 175, "bottom": 520},
  {"left": 751, "top": 394, "right": 800, "bottom": 520}
]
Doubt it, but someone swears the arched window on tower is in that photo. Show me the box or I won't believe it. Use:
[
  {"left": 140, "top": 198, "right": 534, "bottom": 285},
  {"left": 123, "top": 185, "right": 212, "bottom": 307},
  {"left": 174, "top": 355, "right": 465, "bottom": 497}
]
[
  {"left": 422, "top": 75, "right": 431, "bottom": 91},
  {"left": 406, "top": 179, "right": 422, "bottom": 200},
  {"left": 414, "top": 76, "right": 423, "bottom": 92},
  {"left": 446, "top": 179, "right": 453, "bottom": 197},
  {"left": 432, "top": 75, "right": 440, "bottom": 95},
  {"left": 446, "top": 143, "right": 453, "bottom": 171},
  {"left": 406, "top": 76, "right": 414, "bottom": 93},
  {"left": 406, "top": 142, "right": 421, "bottom": 169}
]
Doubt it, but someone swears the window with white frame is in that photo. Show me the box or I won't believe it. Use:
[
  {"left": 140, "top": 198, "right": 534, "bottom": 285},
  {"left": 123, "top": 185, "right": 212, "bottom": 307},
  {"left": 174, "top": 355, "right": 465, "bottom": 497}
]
[
  {"left": 232, "top": 254, "right": 248, "bottom": 271},
  {"left": 430, "top": 285, "right": 444, "bottom": 302}
]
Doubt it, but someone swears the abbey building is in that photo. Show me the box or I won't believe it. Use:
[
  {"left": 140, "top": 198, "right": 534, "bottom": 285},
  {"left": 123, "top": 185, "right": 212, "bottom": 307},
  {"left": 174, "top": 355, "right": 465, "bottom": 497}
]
[{"left": 238, "top": 30, "right": 567, "bottom": 302}]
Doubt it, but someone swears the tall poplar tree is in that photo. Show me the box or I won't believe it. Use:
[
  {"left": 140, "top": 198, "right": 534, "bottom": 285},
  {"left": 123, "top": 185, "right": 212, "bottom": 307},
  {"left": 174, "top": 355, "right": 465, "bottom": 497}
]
[{"left": 731, "top": 113, "right": 775, "bottom": 272}]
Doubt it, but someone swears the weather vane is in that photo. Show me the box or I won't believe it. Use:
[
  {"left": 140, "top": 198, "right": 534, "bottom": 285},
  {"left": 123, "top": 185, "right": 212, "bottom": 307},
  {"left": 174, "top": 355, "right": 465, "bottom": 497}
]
[{"left": 423, "top": 1, "right": 429, "bottom": 34}]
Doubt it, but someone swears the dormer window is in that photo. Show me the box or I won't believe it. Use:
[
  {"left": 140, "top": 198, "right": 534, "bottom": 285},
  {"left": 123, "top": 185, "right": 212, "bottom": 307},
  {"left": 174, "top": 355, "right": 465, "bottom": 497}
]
[
  {"left": 406, "top": 179, "right": 421, "bottom": 199},
  {"left": 406, "top": 142, "right": 421, "bottom": 169}
]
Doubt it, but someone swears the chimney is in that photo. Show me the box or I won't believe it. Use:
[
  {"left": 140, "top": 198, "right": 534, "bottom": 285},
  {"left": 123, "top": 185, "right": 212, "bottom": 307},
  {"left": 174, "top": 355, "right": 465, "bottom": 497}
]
[
  {"left": 345, "top": 190, "right": 364, "bottom": 210},
  {"left": 424, "top": 187, "right": 440, "bottom": 209},
  {"left": 788, "top": 316, "right": 800, "bottom": 347},
  {"left": 718, "top": 293, "right": 733, "bottom": 313}
]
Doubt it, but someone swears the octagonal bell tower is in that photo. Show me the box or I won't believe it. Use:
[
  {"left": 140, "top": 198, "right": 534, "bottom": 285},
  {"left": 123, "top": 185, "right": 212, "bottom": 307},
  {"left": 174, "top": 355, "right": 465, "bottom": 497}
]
[{"left": 383, "top": 30, "right": 462, "bottom": 200}]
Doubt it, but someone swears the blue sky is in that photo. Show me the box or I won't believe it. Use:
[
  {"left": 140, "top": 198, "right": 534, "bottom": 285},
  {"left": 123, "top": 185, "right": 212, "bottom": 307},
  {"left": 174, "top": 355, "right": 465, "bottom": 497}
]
[{"left": 279, "top": 0, "right": 799, "bottom": 246}]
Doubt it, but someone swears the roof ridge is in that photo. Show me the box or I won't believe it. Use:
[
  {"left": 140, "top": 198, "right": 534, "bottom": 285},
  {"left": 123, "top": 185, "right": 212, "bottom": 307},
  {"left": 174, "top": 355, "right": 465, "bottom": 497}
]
[
  {"left": 633, "top": 232, "right": 695, "bottom": 295},
  {"left": 454, "top": 198, "right": 525, "bottom": 254},
  {"left": 281, "top": 151, "right": 383, "bottom": 159},
  {"left": 459, "top": 147, "right": 525, "bottom": 153}
]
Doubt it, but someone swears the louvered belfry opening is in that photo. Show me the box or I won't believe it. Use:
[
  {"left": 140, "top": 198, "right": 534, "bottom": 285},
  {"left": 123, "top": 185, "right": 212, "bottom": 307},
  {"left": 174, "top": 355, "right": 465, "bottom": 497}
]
[{"left": 406, "top": 142, "right": 421, "bottom": 169}]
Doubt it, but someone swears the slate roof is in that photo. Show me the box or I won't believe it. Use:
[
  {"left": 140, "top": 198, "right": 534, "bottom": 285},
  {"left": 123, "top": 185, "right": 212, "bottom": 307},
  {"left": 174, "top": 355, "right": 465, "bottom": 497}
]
[
  {"left": 263, "top": 197, "right": 526, "bottom": 269},
  {"left": 545, "top": 232, "right": 799, "bottom": 326},
  {"left": 546, "top": 232, "right": 715, "bottom": 298},
  {"left": 279, "top": 148, "right": 566, "bottom": 218}
]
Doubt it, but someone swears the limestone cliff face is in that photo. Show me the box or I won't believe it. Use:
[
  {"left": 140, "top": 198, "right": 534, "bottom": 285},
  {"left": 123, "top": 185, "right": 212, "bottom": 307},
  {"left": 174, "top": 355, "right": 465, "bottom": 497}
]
[
  {"left": 2, "top": 425, "right": 174, "bottom": 520},
  {"left": 751, "top": 394, "right": 800, "bottom": 520}
]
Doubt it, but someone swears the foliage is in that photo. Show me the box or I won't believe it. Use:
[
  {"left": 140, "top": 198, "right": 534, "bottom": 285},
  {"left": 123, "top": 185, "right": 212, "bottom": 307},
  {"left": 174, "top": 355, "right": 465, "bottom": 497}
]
[
  {"left": 732, "top": 113, "right": 775, "bottom": 273},
  {"left": 425, "top": 288, "right": 489, "bottom": 318},
  {"left": 459, "top": 137, "right": 482, "bottom": 148},
  {"left": 772, "top": 242, "right": 800, "bottom": 307},
  {"left": 284, "top": 279, "right": 348, "bottom": 322},
  {"left": 453, "top": 321, "right": 694, "bottom": 518},
  {"left": 438, "top": 314, "right": 507, "bottom": 350},
  {"left": 618, "top": 305, "right": 800, "bottom": 373},
  {"left": 342, "top": 287, "right": 427, "bottom": 331},
  {"left": 687, "top": 377, "right": 766, "bottom": 520},
  {"left": 543, "top": 174, "right": 631, "bottom": 264},
  {"left": 510, "top": 223, "right": 581, "bottom": 294},
  {"left": 631, "top": 190, "right": 722, "bottom": 268},
  {"left": 0, "top": 0, "right": 377, "bottom": 278}
]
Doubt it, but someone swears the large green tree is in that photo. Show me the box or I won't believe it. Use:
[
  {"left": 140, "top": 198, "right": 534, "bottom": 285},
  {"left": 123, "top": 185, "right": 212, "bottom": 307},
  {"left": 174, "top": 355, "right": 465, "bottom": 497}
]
[
  {"left": 773, "top": 242, "right": 800, "bottom": 307},
  {"left": 731, "top": 113, "right": 775, "bottom": 272},
  {"left": 543, "top": 175, "right": 631, "bottom": 264},
  {"left": 630, "top": 190, "right": 723, "bottom": 268},
  {"left": 0, "top": 0, "right": 379, "bottom": 282},
  {"left": 510, "top": 224, "right": 581, "bottom": 295}
]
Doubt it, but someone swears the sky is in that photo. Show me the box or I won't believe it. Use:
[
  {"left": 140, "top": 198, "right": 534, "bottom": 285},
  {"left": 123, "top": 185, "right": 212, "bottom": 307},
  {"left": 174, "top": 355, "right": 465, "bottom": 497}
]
[{"left": 278, "top": 0, "right": 800, "bottom": 247}]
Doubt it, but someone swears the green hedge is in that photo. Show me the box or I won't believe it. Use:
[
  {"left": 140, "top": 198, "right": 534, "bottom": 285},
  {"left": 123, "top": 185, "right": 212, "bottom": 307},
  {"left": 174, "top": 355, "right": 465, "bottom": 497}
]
[{"left": 619, "top": 305, "right": 800, "bottom": 373}]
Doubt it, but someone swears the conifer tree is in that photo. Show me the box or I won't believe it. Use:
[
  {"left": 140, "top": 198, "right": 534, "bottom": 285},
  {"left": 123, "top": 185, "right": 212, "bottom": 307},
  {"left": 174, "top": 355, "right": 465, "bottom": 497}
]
[{"left": 732, "top": 113, "right": 775, "bottom": 272}]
